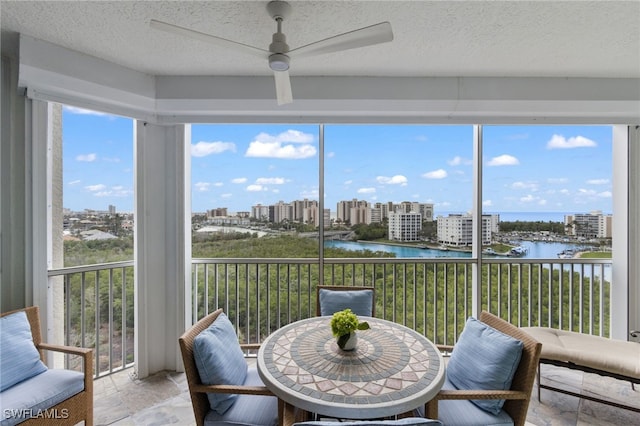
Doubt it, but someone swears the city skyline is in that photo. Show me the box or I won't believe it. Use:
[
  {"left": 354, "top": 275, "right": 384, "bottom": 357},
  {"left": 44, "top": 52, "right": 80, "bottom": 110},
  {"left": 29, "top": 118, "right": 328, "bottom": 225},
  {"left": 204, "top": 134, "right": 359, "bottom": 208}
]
[{"left": 62, "top": 106, "right": 613, "bottom": 218}]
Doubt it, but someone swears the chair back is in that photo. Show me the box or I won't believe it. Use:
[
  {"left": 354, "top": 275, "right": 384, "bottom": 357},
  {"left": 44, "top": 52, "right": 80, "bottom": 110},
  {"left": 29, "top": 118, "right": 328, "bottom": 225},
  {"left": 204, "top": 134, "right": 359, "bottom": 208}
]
[
  {"left": 316, "top": 285, "right": 375, "bottom": 316},
  {"left": 179, "top": 308, "right": 224, "bottom": 426},
  {"left": 479, "top": 311, "right": 542, "bottom": 426}
]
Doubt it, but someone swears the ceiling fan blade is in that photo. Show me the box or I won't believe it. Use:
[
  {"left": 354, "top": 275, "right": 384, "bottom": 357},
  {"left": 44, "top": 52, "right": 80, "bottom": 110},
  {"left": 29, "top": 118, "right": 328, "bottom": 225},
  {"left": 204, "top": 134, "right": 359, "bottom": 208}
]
[
  {"left": 150, "top": 19, "right": 267, "bottom": 57},
  {"left": 274, "top": 70, "right": 293, "bottom": 105},
  {"left": 290, "top": 21, "right": 393, "bottom": 58}
]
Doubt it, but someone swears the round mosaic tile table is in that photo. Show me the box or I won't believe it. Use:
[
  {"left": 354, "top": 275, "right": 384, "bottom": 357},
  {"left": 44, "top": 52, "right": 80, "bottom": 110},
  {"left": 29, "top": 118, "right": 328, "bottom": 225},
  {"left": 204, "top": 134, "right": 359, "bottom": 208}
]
[{"left": 257, "top": 316, "right": 445, "bottom": 419}]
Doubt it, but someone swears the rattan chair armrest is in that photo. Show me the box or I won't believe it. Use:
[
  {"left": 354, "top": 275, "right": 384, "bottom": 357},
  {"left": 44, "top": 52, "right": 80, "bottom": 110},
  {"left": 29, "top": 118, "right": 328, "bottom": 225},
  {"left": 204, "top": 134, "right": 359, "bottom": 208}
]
[
  {"left": 240, "top": 343, "right": 261, "bottom": 350},
  {"left": 436, "top": 344, "right": 454, "bottom": 355},
  {"left": 435, "top": 389, "right": 528, "bottom": 400},
  {"left": 38, "top": 342, "right": 92, "bottom": 357},
  {"left": 192, "top": 383, "right": 274, "bottom": 396}
]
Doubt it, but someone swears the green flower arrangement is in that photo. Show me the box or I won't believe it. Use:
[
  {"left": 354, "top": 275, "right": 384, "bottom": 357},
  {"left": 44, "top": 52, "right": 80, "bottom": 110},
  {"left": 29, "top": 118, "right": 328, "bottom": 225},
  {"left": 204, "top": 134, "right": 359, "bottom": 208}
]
[{"left": 330, "top": 308, "right": 370, "bottom": 338}]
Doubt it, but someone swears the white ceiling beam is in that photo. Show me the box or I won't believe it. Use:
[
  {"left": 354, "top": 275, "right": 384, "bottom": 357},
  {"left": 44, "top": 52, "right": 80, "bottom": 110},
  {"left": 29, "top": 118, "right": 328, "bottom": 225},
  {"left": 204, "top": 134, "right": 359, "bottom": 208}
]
[{"left": 19, "top": 35, "right": 640, "bottom": 125}]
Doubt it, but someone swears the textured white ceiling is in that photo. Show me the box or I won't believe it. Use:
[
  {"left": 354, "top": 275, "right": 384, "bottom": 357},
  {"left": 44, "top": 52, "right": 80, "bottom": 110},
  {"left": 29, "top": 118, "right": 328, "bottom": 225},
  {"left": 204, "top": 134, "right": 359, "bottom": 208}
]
[{"left": 2, "top": 0, "right": 639, "bottom": 79}]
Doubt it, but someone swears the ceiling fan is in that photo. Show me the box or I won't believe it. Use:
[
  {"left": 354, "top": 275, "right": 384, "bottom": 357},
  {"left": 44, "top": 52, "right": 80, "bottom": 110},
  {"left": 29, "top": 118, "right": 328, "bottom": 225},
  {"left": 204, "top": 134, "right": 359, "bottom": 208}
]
[{"left": 150, "top": 1, "right": 393, "bottom": 105}]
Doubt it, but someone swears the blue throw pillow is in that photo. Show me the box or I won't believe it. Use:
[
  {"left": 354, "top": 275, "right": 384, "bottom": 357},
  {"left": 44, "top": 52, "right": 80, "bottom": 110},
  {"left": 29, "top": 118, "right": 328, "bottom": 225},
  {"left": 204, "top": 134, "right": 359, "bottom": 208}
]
[
  {"left": 447, "top": 317, "right": 524, "bottom": 415},
  {"left": 193, "top": 313, "right": 248, "bottom": 415},
  {"left": 319, "top": 288, "right": 373, "bottom": 316},
  {"left": 0, "top": 311, "right": 48, "bottom": 392}
]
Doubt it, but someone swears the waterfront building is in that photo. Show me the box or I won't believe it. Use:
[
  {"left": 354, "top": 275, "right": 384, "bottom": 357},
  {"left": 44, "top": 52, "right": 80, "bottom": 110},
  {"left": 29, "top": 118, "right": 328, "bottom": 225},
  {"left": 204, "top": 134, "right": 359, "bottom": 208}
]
[
  {"left": 388, "top": 211, "right": 422, "bottom": 242},
  {"left": 437, "top": 214, "right": 492, "bottom": 246},
  {"left": 564, "top": 210, "right": 612, "bottom": 239}
]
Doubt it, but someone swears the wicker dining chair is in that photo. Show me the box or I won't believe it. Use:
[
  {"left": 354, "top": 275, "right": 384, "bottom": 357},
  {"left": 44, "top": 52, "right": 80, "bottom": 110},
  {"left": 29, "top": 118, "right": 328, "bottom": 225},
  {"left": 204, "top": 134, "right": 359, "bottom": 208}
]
[
  {"left": 179, "top": 308, "right": 300, "bottom": 426},
  {"left": 316, "top": 285, "right": 375, "bottom": 317},
  {"left": 0, "top": 306, "right": 93, "bottom": 426},
  {"left": 423, "top": 311, "right": 542, "bottom": 426}
]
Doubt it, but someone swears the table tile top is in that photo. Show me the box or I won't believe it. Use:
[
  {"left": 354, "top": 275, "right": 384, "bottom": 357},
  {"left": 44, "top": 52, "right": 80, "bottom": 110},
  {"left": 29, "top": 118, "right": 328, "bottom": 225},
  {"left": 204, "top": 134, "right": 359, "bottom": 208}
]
[{"left": 258, "top": 316, "right": 445, "bottom": 418}]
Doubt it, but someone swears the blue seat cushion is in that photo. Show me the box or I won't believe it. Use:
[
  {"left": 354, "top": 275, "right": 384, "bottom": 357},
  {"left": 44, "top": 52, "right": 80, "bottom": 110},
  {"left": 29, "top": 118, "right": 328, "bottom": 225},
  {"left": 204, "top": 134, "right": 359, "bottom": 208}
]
[
  {"left": 0, "top": 311, "right": 48, "bottom": 392},
  {"left": 415, "top": 376, "right": 514, "bottom": 426},
  {"left": 204, "top": 366, "right": 278, "bottom": 426},
  {"left": 446, "top": 317, "right": 523, "bottom": 415},
  {"left": 0, "top": 369, "right": 85, "bottom": 426},
  {"left": 319, "top": 288, "right": 373, "bottom": 316},
  {"left": 295, "top": 418, "right": 442, "bottom": 426},
  {"left": 193, "top": 313, "right": 248, "bottom": 415}
]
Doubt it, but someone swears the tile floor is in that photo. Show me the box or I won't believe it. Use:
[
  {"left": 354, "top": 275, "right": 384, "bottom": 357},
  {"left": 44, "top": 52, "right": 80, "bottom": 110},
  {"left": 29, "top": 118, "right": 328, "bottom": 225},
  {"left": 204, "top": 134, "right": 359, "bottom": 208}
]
[{"left": 93, "top": 362, "right": 639, "bottom": 426}]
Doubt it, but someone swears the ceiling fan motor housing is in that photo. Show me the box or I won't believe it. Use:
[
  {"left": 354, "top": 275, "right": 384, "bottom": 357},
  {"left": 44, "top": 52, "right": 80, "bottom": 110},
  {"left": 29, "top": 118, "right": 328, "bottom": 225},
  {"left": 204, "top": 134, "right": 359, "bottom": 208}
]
[{"left": 269, "top": 53, "right": 290, "bottom": 71}]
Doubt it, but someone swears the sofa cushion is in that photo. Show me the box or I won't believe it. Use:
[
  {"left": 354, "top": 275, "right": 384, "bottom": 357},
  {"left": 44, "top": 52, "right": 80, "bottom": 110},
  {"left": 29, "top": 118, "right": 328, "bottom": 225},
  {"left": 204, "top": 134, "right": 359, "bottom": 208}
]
[
  {"left": 447, "top": 317, "right": 523, "bottom": 415},
  {"left": 194, "top": 313, "right": 248, "bottom": 415},
  {"left": 319, "top": 288, "right": 374, "bottom": 316},
  {"left": 204, "top": 366, "right": 277, "bottom": 426},
  {"left": 0, "top": 369, "right": 84, "bottom": 426},
  {"left": 0, "top": 311, "right": 48, "bottom": 392}
]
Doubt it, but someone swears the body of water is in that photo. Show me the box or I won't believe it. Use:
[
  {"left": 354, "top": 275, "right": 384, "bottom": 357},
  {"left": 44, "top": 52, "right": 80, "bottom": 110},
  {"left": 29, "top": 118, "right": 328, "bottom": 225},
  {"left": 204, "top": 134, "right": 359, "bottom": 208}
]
[{"left": 325, "top": 240, "right": 588, "bottom": 259}]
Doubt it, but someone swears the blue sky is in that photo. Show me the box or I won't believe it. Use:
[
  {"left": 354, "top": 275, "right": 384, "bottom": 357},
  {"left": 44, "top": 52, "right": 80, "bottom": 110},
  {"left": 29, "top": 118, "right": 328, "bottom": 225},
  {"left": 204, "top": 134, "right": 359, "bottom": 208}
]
[{"left": 63, "top": 107, "right": 613, "bottom": 218}]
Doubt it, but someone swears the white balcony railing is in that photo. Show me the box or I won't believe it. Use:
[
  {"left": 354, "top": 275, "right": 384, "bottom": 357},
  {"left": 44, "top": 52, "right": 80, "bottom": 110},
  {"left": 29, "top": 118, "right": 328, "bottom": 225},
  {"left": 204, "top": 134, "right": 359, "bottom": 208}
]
[{"left": 50, "top": 257, "right": 611, "bottom": 377}]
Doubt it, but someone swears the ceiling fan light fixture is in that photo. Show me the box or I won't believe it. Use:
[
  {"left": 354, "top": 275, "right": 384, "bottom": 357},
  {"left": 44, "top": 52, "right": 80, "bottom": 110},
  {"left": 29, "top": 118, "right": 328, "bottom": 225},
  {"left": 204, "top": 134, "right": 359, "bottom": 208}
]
[{"left": 269, "top": 53, "right": 290, "bottom": 71}]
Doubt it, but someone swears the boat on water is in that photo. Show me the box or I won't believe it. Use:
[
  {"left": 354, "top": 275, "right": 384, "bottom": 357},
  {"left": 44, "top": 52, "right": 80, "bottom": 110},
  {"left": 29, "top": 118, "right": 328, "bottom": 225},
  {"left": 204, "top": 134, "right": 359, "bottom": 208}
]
[
  {"left": 507, "top": 246, "right": 528, "bottom": 257},
  {"left": 557, "top": 249, "right": 576, "bottom": 259},
  {"left": 483, "top": 248, "right": 498, "bottom": 255}
]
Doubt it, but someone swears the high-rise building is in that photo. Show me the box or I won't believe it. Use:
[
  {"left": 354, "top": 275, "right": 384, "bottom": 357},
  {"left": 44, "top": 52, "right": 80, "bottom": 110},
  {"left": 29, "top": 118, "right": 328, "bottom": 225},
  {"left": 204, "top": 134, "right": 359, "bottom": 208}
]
[
  {"left": 388, "top": 211, "right": 422, "bottom": 242},
  {"left": 437, "top": 214, "right": 493, "bottom": 246},
  {"left": 564, "top": 210, "right": 612, "bottom": 238},
  {"left": 251, "top": 204, "right": 270, "bottom": 221}
]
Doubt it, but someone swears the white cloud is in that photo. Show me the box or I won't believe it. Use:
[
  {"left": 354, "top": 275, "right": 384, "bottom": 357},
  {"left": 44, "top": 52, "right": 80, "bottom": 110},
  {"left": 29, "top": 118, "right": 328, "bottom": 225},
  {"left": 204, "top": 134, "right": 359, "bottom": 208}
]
[
  {"left": 191, "top": 141, "right": 236, "bottom": 157},
  {"left": 246, "top": 184, "right": 267, "bottom": 192},
  {"left": 231, "top": 177, "right": 247, "bottom": 184},
  {"left": 85, "top": 184, "right": 106, "bottom": 192},
  {"left": 511, "top": 181, "right": 539, "bottom": 191},
  {"left": 547, "top": 178, "right": 568, "bottom": 184},
  {"left": 487, "top": 154, "right": 519, "bottom": 166},
  {"left": 520, "top": 194, "right": 536, "bottom": 203},
  {"left": 300, "top": 189, "right": 319, "bottom": 198},
  {"left": 68, "top": 180, "right": 81, "bottom": 185},
  {"left": 194, "top": 182, "right": 211, "bottom": 192},
  {"left": 421, "top": 169, "right": 447, "bottom": 179},
  {"left": 76, "top": 153, "right": 97, "bottom": 162},
  {"left": 376, "top": 175, "right": 408, "bottom": 185},
  {"left": 559, "top": 189, "right": 570, "bottom": 195},
  {"left": 483, "top": 200, "right": 493, "bottom": 207},
  {"left": 547, "top": 134, "right": 597, "bottom": 149},
  {"left": 327, "top": 152, "right": 335, "bottom": 158},
  {"left": 245, "top": 130, "right": 316, "bottom": 159},
  {"left": 586, "top": 178, "right": 609, "bottom": 185},
  {"left": 344, "top": 180, "right": 353, "bottom": 185},
  {"left": 578, "top": 188, "right": 596, "bottom": 196},
  {"left": 598, "top": 191, "right": 612, "bottom": 198},
  {"left": 448, "top": 156, "right": 472, "bottom": 166},
  {"left": 255, "top": 177, "right": 287, "bottom": 185},
  {"left": 538, "top": 199, "right": 548, "bottom": 206},
  {"left": 221, "top": 193, "right": 232, "bottom": 198},
  {"left": 214, "top": 182, "right": 224, "bottom": 187},
  {"left": 93, "top": 186, "right": 133, "bottom": 198},
  {"left": 357, "top": 187, "right": 376, "bottom": 194}
]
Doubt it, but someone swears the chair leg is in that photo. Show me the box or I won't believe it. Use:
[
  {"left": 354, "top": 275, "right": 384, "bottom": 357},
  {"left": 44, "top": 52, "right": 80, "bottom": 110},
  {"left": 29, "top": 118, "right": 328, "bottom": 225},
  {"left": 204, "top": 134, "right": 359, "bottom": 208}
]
[
  {"left": 537, "top": 362, "right": 542, "bottom": 402},
  {"left": 425, "top": 400, "right": 438, "bottom": 420}
]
